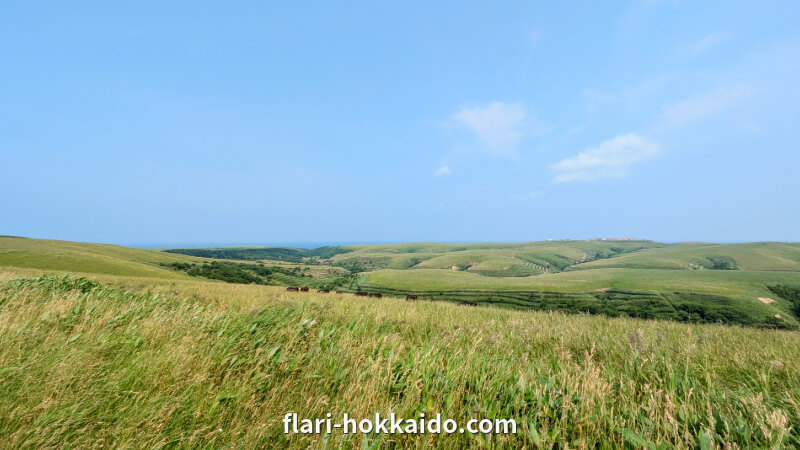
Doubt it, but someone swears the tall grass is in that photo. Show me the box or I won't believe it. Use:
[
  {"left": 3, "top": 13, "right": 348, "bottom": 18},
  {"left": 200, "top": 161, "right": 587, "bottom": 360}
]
[{"left": 1, "top": 274, "right": 799, "bottom": 448}]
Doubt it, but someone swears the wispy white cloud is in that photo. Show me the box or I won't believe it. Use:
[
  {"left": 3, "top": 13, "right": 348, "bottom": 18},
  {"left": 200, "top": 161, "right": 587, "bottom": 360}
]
[
  {"left": 452, "top": 102, "right": 527, "bottom": 155},
  {"left": 685, "top": 32, "right": 732, "bottom": 55},
  {"left": 434, "top": 166, "right": 451, "bottom": 177},
  {"left": 582, "top": 74, "right": 677, "bottom": 115},
  {"left": 450, "top": 102, "right": 554, "bottom": 157},
  {"left": 658, "top": 83, "right": 757, "bottom": 129},
  {"left": 551, "top": 133, "right": 660, "bottom": 183}
]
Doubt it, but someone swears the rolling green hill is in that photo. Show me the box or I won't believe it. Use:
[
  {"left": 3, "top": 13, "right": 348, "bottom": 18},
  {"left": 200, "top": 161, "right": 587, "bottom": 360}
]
[
  {"left": 347, "top": 241, "right": 800, "bottom": 328},
  {"left": 2, "top": 237, "right": 799, "bottom": 329},
  {"left": 0, "top": 236, "right": 199, "bottom": 279},
  {"left": 360, "top": 266, "right": 798, "bottom": 298},
  {"left": 328, "top": 240, "right": 665, "bottom": 273},
  {"left": 570, "top": 242, "right": 800, "bottom": 272},
  {"left": 0, "top": 236, "right": 348, "bottom": 286}
]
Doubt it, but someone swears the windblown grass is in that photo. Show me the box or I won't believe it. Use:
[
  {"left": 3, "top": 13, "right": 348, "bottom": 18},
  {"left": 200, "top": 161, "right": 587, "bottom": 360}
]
[{"left": 1, "top": 273, "right": 799, "bottom": 448}]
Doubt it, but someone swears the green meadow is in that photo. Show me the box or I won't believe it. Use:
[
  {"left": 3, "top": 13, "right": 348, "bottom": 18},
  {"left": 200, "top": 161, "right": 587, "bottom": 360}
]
[
  {"left": 1, "top": 236, "right": 800, "bottom": 447},
  {"left": 0, "top": 236, "right": 198, "bottom": 279}
]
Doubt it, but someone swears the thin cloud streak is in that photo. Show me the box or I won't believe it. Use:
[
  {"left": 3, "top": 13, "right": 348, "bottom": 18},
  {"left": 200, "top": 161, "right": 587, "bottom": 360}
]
[
  {"left": 685, "top": 32, "right": 732, "bottom": 55},
  {"left": 658, "top": 83, "right": 758, "bottom": 129},
  {"left": 434, "top": 166, "right": 451, "bottom": 177},
  {"left": 551, "top": 133, "right": 660, "bottom": 183},
  {"left": 452, "top": 102, "right": 527, "bottom": 155}
]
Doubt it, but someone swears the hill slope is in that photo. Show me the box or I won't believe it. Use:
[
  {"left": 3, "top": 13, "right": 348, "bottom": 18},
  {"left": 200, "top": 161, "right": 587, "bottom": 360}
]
[
  {"left": 569, "top": 242, "right": 800, "bottom": 272},
  {"left": 3, "top": 237, "right": 799, "bottom": 329},
  {"left": 0, "top": 236, "right": 198, "bottom": 279},
  {"left": 328, "top": 240, "right": 664, "bottom": 273}
]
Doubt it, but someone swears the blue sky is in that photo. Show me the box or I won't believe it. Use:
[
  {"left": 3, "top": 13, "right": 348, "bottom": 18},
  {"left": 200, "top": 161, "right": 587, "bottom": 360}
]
[{"left": 2, "top": 1, "right": 799, "bottom": 246}]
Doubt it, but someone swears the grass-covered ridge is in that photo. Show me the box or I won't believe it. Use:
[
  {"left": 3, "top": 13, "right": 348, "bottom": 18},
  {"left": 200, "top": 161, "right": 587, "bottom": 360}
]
[
  {"left": 571, "top": 242, "right": 800, "bottom": 272},
  {"left": 327, "top": 240, "right": 665, "bottom": 273},
  {"left": 0, "top": 236, "right": 200, "bottom": 279},
  {"left": 1, "top": 274, "right": 799, "bottom": 448}
]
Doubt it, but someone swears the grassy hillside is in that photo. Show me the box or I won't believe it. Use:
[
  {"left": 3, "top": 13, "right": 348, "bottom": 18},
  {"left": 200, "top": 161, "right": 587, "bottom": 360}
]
[
  {"left": 4, "top": 237, "right": 799, "bottom": 330},
  {"left": 571, "top": 242, "right": 800, "bottom": 272},
  {"left": 1, "top": 239, "right": 800, "bottom": 446},
  {"left": 361, "top": 267, "right": 799, "bottom": 299},
  {"left": 329, "top": 240, "right": 664, "bottom": 273},
  {"left": 1, "top": 272, "right": 799, "bottom": 448},
  {"left": 336, "top": 241, "right": 800, "bottom": 328},
  {"left": 328, "top": 241, "right": 800, "bottom": 276},
  {"left": 0, "top": 237, "right": 348, "bottom": 283},
  {"left": 0, "top": 236, "right": 199, "bottom": 279},
  {"left": 360, "top": 269, "right": 800, "bottom": 328}
]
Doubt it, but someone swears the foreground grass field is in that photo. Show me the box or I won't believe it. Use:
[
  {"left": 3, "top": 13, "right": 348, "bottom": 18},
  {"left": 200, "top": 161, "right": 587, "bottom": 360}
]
[
  {"left": 1, "top": 237, "right": 799, "bottom": 445},
  {"left": 1, "top": 269, "right": 799, "bottom": 448}
]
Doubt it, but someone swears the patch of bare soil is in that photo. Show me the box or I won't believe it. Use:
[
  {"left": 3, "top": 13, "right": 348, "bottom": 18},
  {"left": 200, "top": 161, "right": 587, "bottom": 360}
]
[{"left": 758, "top": 297, "right": 777, "bottom": 304}]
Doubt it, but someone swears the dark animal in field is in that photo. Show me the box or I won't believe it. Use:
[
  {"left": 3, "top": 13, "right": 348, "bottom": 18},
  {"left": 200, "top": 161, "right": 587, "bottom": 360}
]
[
  {"left": 335, "top": 290, "right": 346, "bottom": 294},
  {"left": 317, "top": 289, "right": 330, "bottom": 293},
  {"left": 458, "top": 301, "right": 477, "bottom": 307},
  {"left": 368, "top": 293, "right": 382, "bottom": 298},
  {"left": 355, "top": 291, "right": 368, "bottom": 297},
  {"left": 300, "top": 287, "right": 309, "bottom": 292},
  {"left": 286, "top": 287, "right": 299, "bottom": 292},
  {"left": 406, "top": 294, "right": 418, "bottom": 301}
]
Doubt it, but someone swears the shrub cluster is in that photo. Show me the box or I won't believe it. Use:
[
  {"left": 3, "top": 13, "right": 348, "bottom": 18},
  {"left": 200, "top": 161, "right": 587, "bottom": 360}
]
[
  {"left": 163, "top": 261, "right": 351, "bottom": 290},
  {"left": 164, "top": 246, "right": 351, "bottom": 263},
  {"left": 769, "top": 284, "right": 800, "bottom": 316},
  {"left": 357, "top": 287, "right": 797, "bottom": 330}
]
